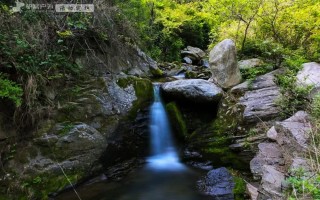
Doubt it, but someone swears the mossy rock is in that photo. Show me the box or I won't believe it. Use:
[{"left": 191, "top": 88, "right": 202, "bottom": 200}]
[
  {"left": 185, "top": 71, "right": 197, "bottom": 79},
  {"left": 166, "top": 102, "right": 188, "bottom": 140},
  {"left": 20, "top": 170, "right": 84, "bottom": 199},
  {"left": 149, "top": 67, "right": 164, "bottom": 78},
  {"left": 117, "top": 76, "right": 153, "bottom": 119},
  {"left": 210, "top": 92, "right": 244, "bottom": 136}
]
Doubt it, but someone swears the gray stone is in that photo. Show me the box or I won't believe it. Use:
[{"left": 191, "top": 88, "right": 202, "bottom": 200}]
[
  {"left": 54, "top": 123, "right": 106, "bottom": 160},
  {"left": 296, "top": 62, "right": 320, "bottom": 93},
  {"left": 266, "top": 126, "right": 278, "bottom": 141},
  {"left": 161, "top": 79, "right": 223, "bottom": 104},
  {"left": 238, "top": 58, "right": 264, "bottom": 69},
  {"left": 276, "top": 111, "right": 311, "bottom": 152},
  {"left": 231, "top": 70, "right": 279, "bottom": 95},
  {"left": 250, "top": 143, "right": 284, "bottom": 179},
  {"left": 239, "top": 86, "right": 280, "bottom": 124},
  {"left": 181, "top": 46, "right": 206, "bottom": 61},
  {"left": 183, "top": 57, "right": 193, "bottom": 64},
  {"left": 259, "top": 165, "right": 285, "bottom": 199},
  {"left": 202, "top": 59, "right": 210, "bottom": 68},
  {"left": 246, "top": 183, "right": 258, "bottom": 200},
  {"left": 235, "top": 71, "right": 281, "bottom": 124},
  {"left": 289, "top": 157, "right": 311, "bottom": 175},
  {"left": 198, "top": 167, "right": 235, "bottom": 199},
  {"left": 209, "top": 39, "right": 242, "bottom": 88}
]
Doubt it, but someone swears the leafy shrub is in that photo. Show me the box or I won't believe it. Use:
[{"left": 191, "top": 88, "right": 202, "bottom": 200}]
[
  {"left": 0, "top": 75, "right": 23, "bottom": 106},
  {"left": 240, "top": 64, "right": 273, "bottom": 80},
  {"left": 239, "top": 39, "right": 288, "bottom": 66},
  {"left": 311, "top": 93, "right": 320, "bottom": 119}
]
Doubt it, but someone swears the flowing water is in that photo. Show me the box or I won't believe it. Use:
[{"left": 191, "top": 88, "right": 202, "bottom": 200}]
[{"left": 56, "top": 84, "right": 211, "bottom": 200}]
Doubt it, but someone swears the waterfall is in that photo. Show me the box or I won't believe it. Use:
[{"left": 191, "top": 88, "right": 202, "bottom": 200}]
[{"left": 147, "top": 84, "right": 185, "bottom": 171}]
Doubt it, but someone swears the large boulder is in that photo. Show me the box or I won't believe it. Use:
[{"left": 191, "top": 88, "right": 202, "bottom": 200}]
[
  {"left": 296, "top": 62, "right": 320, "bottom": 96},
  {"left": 209, "top": 39, "right": 242, "bottom": 88},
  {"left": 161, "top": 79, "right": 223, "bottom": 104},
  {"left": 232, "top": 70, "right": 281, "bottom": 124},
  {"left": 181, "top": 46, "right": 206, "bottom": 64},
  {"left": 4, "top": 123, "right": 107, "bottom": 198},
  {"left": 198, "top": 167, "right": 235, "bottom": 199}
]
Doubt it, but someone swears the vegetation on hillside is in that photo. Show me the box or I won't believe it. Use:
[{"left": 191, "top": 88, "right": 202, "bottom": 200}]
[
  {"left": 0, "top": 1, "right": 138, "bottom": 131},
  {"left": 117, "top": 0, "right": 320, "bottom": 63}
]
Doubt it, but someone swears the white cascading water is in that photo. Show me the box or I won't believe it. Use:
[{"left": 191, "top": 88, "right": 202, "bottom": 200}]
[{"left": 147, "top": 84, "right": 185, "bottom": 171}]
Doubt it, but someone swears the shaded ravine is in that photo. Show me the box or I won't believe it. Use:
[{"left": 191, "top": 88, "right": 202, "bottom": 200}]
[{"left": 56, "top": 84, "right": 213, "bottom": 200}]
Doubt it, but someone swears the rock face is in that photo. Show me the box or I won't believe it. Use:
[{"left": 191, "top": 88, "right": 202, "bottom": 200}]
[
  {"left": 181, "top": 46, "right": 206, "bottom": 64},
  {"left": 209, "top": 39, "right": 242, "bottom": 88},
  {"left": 259, "top": 165, "right": 285, "bottom": 199},
  {"left": 3, "top": 75, "right": 153, "bottom": 198},
  {"left": 296, "top": 62, "right": 320, "bottom": 96},
  {"left": 238, "top": 58, "right": 264, "bottom": 70},
  {"left": 249, "top": 111, "right": 312, "bottom": 200},
  {"left": 161, "top": 79, "right": 223, "bottom": 104},
  {"left": 232, "top": 70, "right": 281, "bottom": 124},
  {"left": 296, "top": 62, "right": 320, "bottom": 86},
  {"left": 198, "top": 167, "right": 235, "bottom": 199},
  {"left": 250, "top": 143, "right": 284, "bottom": 179},
  {"left": 274, "top": 111, "right": 311, "bottom": 161}
]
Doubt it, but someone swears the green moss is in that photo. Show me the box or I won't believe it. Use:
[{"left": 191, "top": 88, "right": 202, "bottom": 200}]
[
  {"left": 21, "top": 170, "right": 84, "bottom": 199},
  {"left": 233, "top": 176, "right": 246, "bottom": 199},
  {"left": 117, "top": 76, "right": 153, "bottom": 119},
  {"left": 166, "top": 102, "right": 188, "bottom": 139},
  {"left": 58, "top": 123, "right": 74, "bottom": 135},
  {"left": 210, "top": 93, "right": 244, "bottom": 136},
  {"left": 185, "top": 71, "right": 197, "bottom": 79},
  {"left": 150, "top": 67, "right": 164, "bottom": 77}
]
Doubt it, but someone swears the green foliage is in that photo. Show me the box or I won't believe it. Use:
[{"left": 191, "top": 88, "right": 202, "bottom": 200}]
[
  {"left": 311, "top": 93, "right": 320, "bottom": 119},
  {"left": 275, "top": 54, "right": 312, "bottom": 117},
  {"left": 240, "top": 64, "right": 273, "bottom": 80},
  {"left": 58, "top": 123, "right": 74, "bottom": 135},
  {"left": 233, "top": 176, "right": 246, "bottom": 200},
  {"left": 287, "top": 168, "right": 320, "bottom": 199},
  {"left": 116, "top": 0, "right": 320, "bottom": 63},
  {"left": 0, "top": 74, "right": 23, "bottom": 106}
]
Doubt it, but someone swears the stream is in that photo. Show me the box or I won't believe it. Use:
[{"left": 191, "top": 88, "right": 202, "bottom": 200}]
[{"left": 55, "top": 84, "right": 214, "bottom": 200}]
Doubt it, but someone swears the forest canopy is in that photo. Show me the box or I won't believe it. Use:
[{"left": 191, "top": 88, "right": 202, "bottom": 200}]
[{"left": 116, "top": 0, "right": 320, "bottom": 62}]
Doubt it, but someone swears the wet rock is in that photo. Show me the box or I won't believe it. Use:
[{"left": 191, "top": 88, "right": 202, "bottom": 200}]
[
  {"left": 183, "top": 57, "right": 193, "bottom": 64},
  {"left": 198, "top": 167, "right": 235, "bottom": 199},
  {"left": 209, "top": 39, "right": 242, "bottom": 88},
  {"left": 181, "top": 46, "right": 206, "bottom": 64},
  {"left": 161, "top": 79, "right": 223, "bottom": 104},
  {"left": 201, "top": 59, "right": 210, "bottom": 68},
  {"left": 250, "top": 143, "right": 284, "bottom": 179},
  {"left": 258, "top": 165, "right": 285, "bottom": 200},
  {"left": 238, "top": 58, "right": 264, "bottom": 70}
]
